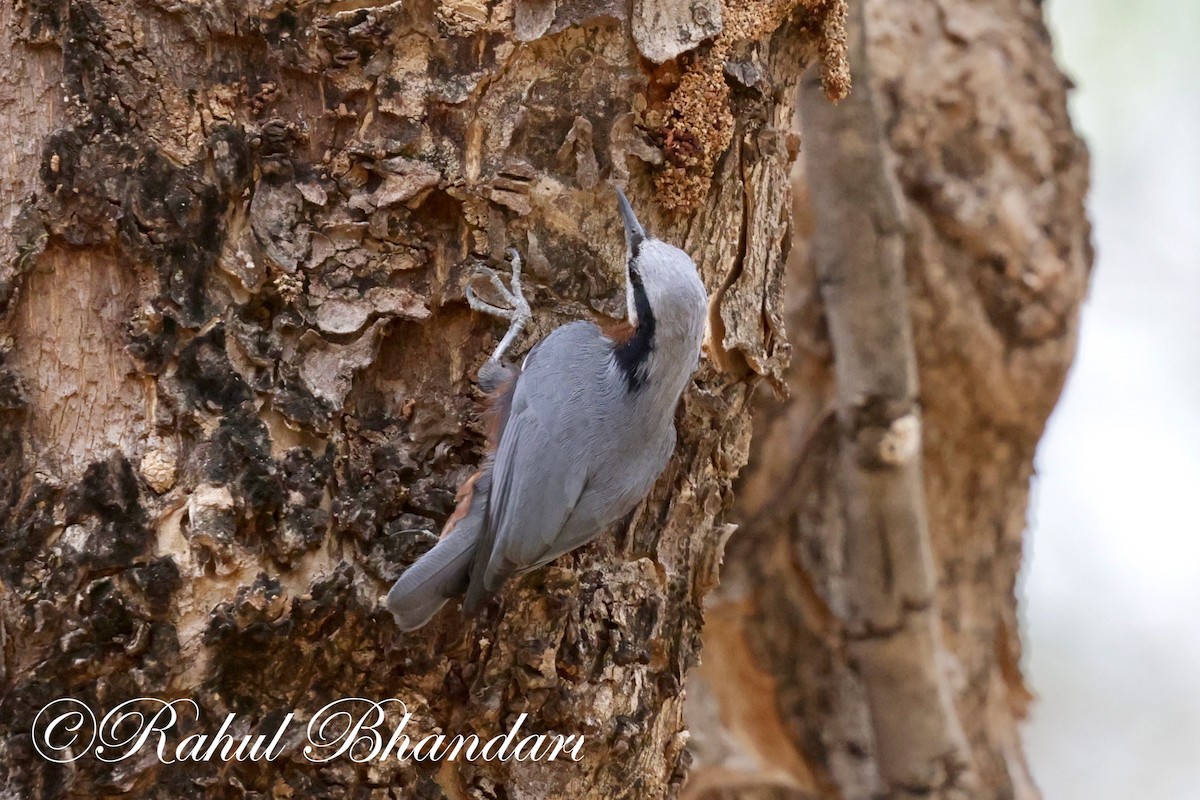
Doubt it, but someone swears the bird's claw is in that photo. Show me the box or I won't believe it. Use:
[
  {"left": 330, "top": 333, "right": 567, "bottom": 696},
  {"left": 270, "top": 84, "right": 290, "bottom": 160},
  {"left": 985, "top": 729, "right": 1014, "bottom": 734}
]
[{"left": 467, "top": 248, "right": 531, "bottom": 363}]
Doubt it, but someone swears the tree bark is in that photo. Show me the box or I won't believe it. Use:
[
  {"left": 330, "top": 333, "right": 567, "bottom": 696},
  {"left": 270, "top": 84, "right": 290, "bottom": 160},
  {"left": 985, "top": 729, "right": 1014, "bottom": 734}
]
[
  {"left": 0, "top": 0, "right": 848, "bottom": 798},
  {"left": 684, "top": 0, "right": 1090, "bottom": 799}
]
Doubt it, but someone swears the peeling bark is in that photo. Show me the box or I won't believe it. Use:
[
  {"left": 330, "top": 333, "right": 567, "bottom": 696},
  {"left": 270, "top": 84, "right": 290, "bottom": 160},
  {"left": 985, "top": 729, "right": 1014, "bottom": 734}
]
[{"left": 0, "top": 0, "right": 844, "bottom": 797}]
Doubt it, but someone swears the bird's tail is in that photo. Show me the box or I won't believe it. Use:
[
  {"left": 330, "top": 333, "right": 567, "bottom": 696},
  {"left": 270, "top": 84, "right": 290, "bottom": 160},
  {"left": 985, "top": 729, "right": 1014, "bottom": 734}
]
[{"left": 386, "top": 473, "right": 490, "bottom": 631}]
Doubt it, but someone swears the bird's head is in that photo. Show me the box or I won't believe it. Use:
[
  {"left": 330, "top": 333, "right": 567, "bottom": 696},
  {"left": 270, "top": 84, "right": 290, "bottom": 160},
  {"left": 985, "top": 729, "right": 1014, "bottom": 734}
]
[{"left": 614, "top": 187, "right": 707, "bottom": 330}]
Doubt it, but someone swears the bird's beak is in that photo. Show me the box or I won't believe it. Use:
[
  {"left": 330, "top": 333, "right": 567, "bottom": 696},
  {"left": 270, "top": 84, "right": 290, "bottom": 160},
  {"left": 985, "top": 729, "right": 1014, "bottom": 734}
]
[{"left": 614, "top": 186, "right": 646, "bottom": 252}]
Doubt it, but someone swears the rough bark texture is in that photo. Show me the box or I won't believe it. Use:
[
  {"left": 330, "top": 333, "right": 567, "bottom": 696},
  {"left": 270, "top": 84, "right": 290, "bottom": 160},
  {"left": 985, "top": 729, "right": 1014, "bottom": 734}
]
[
  {"left": 685, "top": 0, "right": 1090, "bottom": 799},
  {"left": 0, "top": 0, "right": 849, "bottom": 798}
]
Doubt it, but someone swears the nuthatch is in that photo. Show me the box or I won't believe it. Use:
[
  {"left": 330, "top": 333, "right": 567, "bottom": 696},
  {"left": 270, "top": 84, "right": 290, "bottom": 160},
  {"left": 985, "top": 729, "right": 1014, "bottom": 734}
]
[{"left": 386, "top": 187, "right": 708, "bottom": 630}]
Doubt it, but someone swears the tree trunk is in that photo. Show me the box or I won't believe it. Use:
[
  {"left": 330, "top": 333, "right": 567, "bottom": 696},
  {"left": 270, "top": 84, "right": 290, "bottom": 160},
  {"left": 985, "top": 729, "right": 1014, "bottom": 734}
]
[
  {"left": 0, "top": 1, "right": 850, "bottom": 798},
  {"left": 685, "top": 1, "right": 1090, "bottom": 799}
]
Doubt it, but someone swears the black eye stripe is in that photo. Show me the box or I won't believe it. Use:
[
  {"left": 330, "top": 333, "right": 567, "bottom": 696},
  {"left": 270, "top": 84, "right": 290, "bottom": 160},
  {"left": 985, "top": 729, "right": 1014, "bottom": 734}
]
[
  {"left": 614, "top": 265, "right": 655, "bottom": 392},
  {"left": 628, "top": 261, "right": 643, "bottom": 286},
  {"left": 628, "top": 232, "right": 643, "bottom": 261}
]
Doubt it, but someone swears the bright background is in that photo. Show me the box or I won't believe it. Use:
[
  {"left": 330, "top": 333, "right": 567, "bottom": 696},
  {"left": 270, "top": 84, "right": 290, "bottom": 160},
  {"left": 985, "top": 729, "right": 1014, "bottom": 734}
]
[{"left": 1024, "top": 1, "right": 1200, "bottom": 798}]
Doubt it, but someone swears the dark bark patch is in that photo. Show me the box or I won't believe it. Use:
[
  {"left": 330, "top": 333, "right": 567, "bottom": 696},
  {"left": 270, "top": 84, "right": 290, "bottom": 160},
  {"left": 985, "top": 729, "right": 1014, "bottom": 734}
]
[
  {"left": 39, "top": 129, "right": 83, "bottom": 193},
  {"left": 209, "top": 411, "right": 283, "bottom": 518},
  {"left": 176, "top": 327, "right": 254, "bottom": 412},
  {"left": 271, "top": 376, "right": 333, "bottom": 427},
  {"left": 127, "top": 557, "right": 183, "bottom": 617},
  {"left": 64, "top": 454, "right": 151, "bottom": 571},
  {"left": 0, "top": 476, "right": 57, "bottom": 588},
  {"left": 125, "top": 302, "right": 179, "bottom": 374},
  {"left": 269, "top": 446, "right": 335, "bottom": 565}
]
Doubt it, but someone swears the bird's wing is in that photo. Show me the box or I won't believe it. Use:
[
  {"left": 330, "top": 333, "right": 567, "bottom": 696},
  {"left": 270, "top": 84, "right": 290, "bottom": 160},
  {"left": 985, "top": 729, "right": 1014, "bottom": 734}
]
[
  {"left": 465, "top": 322, "right": 606, "bottom": 604},
  {"left": 477, "top": 404, "right": 588, "bottom": 594}
]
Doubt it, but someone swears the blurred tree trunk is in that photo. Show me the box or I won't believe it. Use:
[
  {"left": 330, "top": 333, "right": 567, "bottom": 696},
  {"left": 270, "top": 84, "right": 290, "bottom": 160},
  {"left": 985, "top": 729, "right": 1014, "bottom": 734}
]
[
  {"left": 0, "top": 0, "right": 849, "bottom": 798},
  {"left": 684, "top": 1, "right": 1090, "bottom": 799}
]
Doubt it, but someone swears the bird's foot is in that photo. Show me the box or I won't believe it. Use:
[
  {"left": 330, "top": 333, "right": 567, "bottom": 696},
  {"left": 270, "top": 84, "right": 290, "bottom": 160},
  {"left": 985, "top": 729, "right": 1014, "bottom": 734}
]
[{"left": 467, "top": 248, "right": 532, "bottom": 363}]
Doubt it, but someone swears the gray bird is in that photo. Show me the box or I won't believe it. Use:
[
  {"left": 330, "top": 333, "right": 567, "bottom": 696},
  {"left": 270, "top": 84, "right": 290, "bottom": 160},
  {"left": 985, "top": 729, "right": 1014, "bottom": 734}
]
[{"left": 386, "top": 187, "right": 708, "bottom": 630}]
